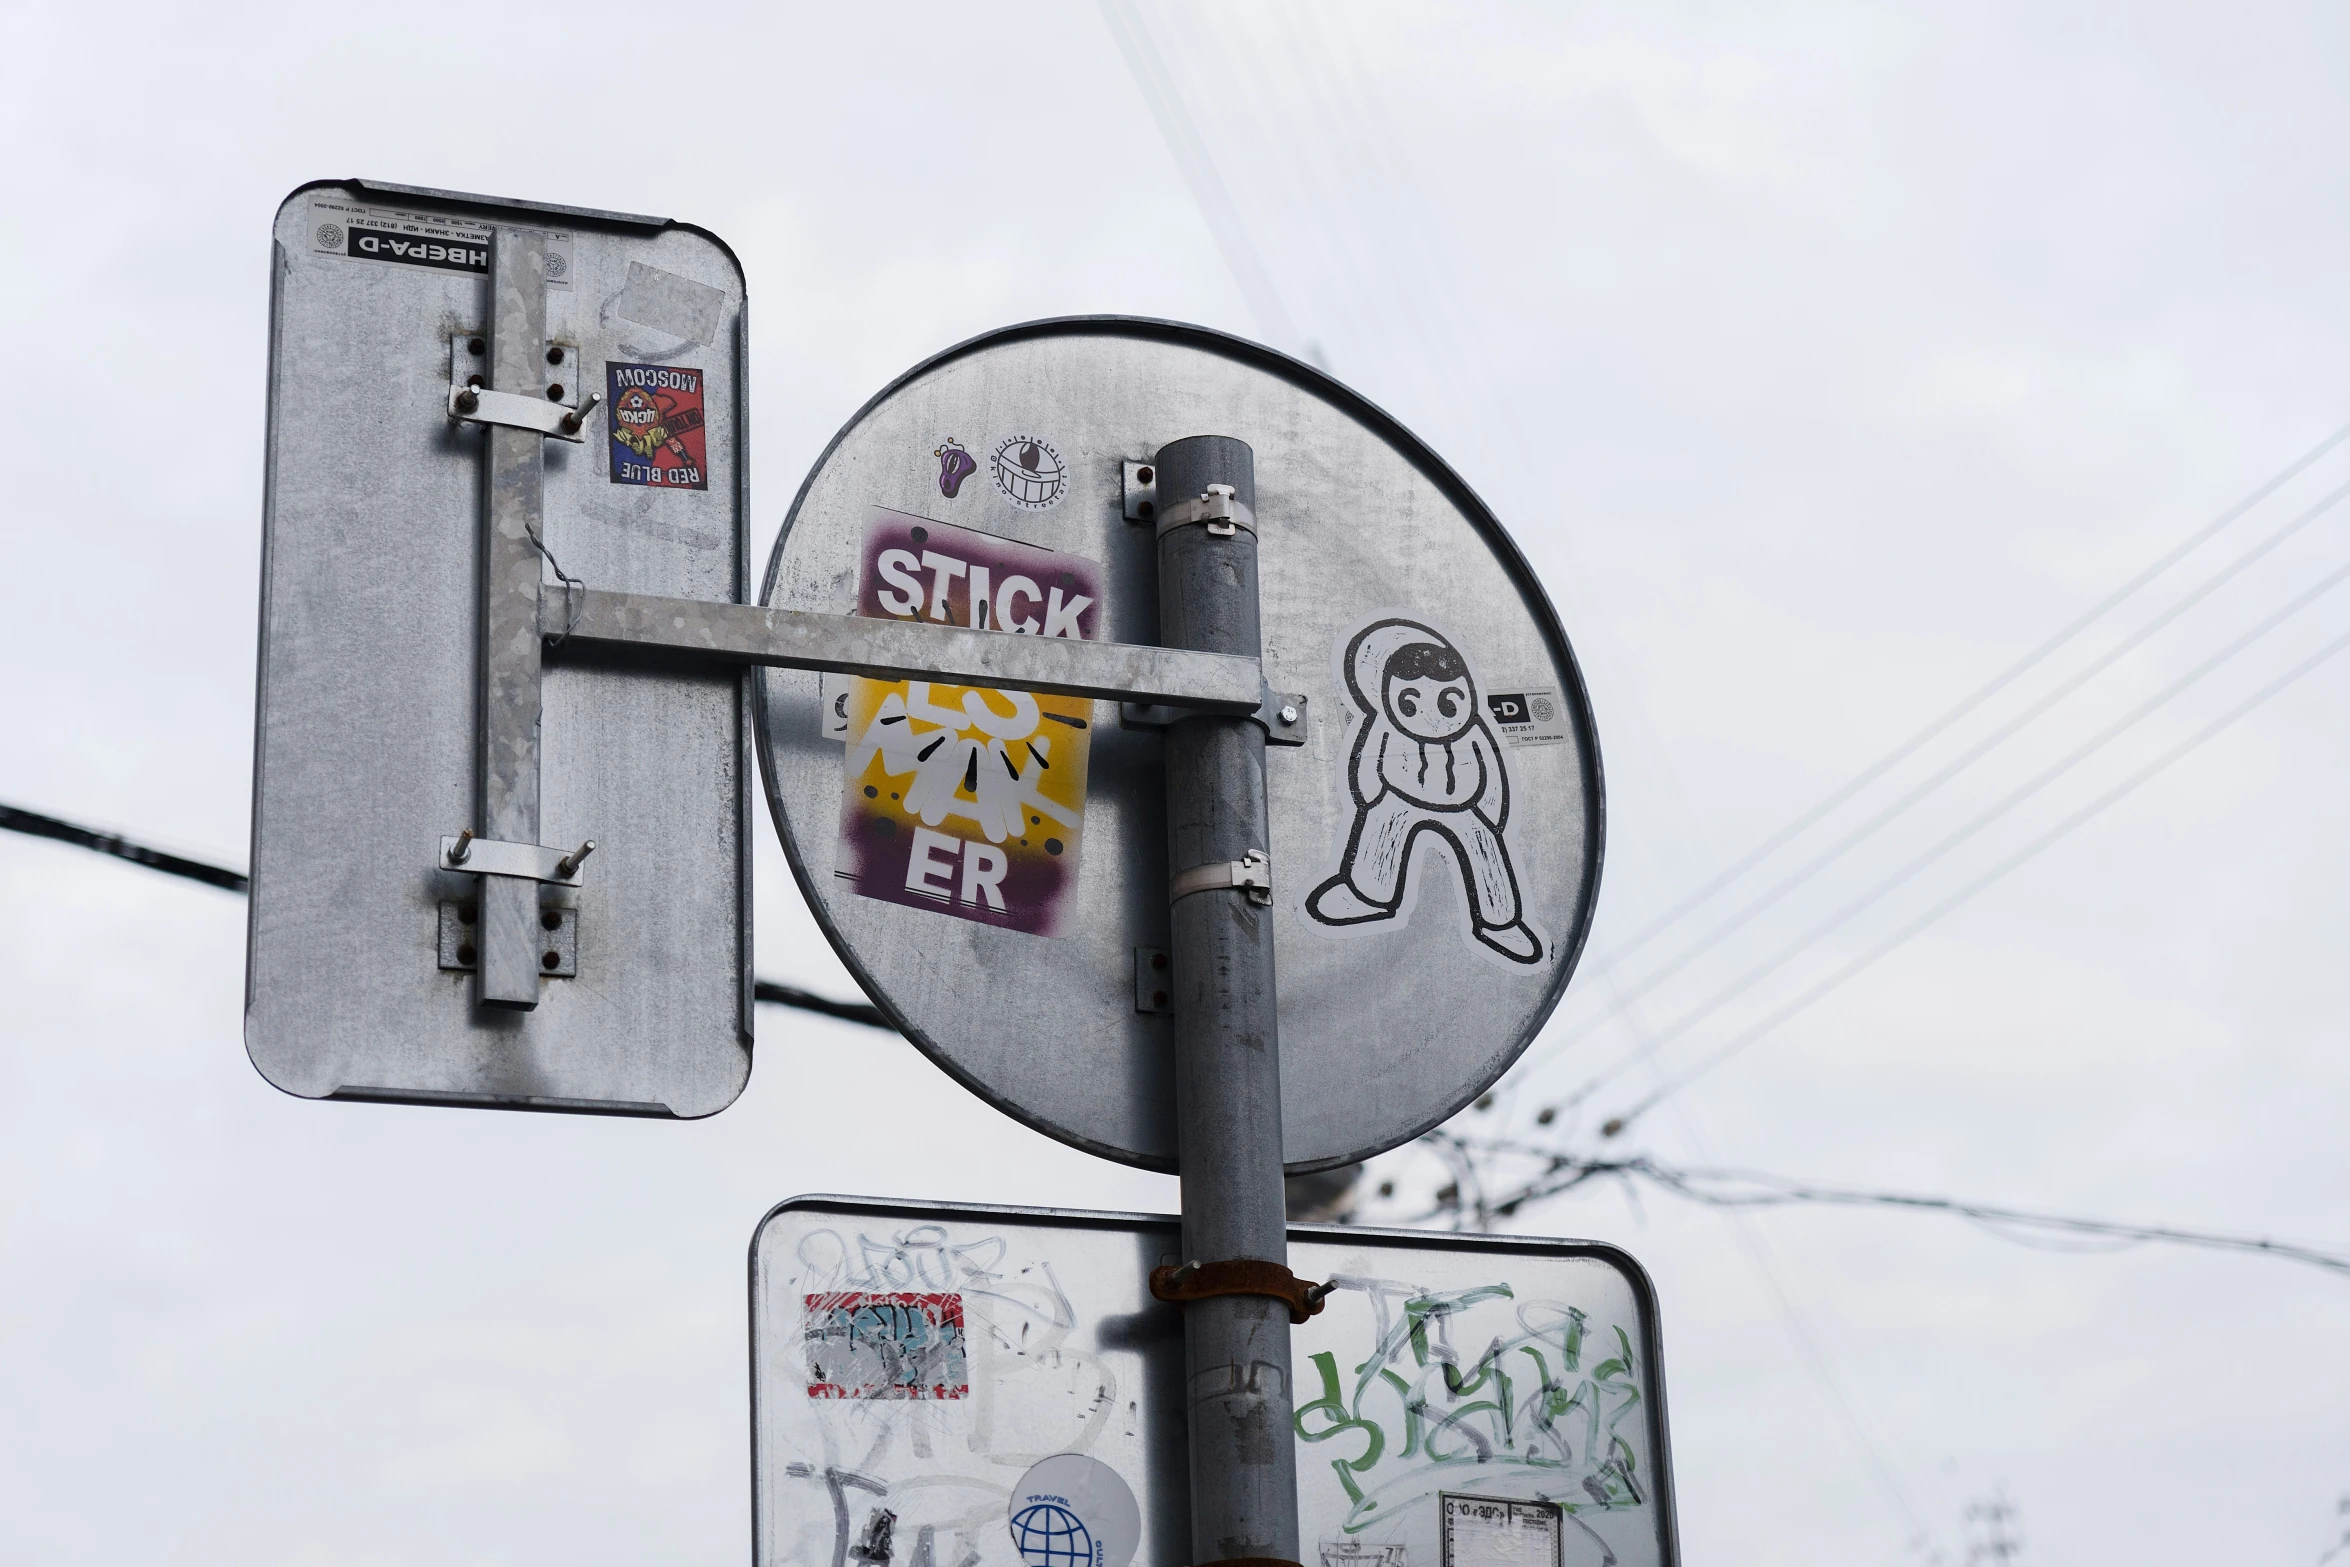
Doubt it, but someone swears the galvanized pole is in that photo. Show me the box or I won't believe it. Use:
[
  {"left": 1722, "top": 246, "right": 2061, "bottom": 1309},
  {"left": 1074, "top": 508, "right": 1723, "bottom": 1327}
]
[
  {"left": 1155, "top": 435, "right": 1300, "bottom": 1566},
  {"left": 478, "top": 227, "right": 549, "bottom": 1009}
]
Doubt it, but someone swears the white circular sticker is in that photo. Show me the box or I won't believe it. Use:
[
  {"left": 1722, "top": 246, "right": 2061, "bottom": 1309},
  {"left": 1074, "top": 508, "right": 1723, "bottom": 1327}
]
[{"left": 1007, "top": 1454, "right": 1141, "bottom": 1567}]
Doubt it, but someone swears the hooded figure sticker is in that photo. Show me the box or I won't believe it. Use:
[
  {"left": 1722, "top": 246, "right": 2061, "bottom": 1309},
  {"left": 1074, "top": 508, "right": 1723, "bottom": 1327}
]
[{"left": 1305, "top": 617, "right": 1546, "bottom": 966}]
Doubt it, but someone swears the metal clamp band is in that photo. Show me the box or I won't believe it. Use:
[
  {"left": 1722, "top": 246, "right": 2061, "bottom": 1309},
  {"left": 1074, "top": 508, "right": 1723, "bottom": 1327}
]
[
  {"left": 1169, "top": 849, "right": 1271, "bottom": 906},
  {"left": 1155, "top": 483, "right": 1257, "bottom": 539},
  {"left": 1149, "top": 1259, "right": 1331, "bottom": 1325},
  {"left": 448, "top": 383, "right": 601, "bottom": 444}
]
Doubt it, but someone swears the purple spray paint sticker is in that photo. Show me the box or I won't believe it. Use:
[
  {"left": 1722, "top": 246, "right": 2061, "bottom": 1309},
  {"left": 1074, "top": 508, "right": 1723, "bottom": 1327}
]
[
  {"left": 834, "top": 508, "right": 1102, "bottom": 938},
  {"left": 935, "top": 437, "right": 978, "bottom": 498}
]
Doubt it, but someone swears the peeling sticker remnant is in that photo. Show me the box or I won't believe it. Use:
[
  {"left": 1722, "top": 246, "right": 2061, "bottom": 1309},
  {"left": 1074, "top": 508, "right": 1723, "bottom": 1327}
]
[
  {"left": 1321, "top": 1544, "right": 1408, "bottom": 1567},
  {"left": 606, "top": 362, "right": 708, "bottom": 489},
  {"left": 1439, "top": 1496, "right": 1561, "bottom": 1567},
  {"left": 805, "top": 1291, "right": 968, "bottom": 1399},
  {"left": 834, "top": 508, "right": 1100, "bottom": 937},
  {"left": 609, "top": 259, "right": 726, "bottom": 346}
]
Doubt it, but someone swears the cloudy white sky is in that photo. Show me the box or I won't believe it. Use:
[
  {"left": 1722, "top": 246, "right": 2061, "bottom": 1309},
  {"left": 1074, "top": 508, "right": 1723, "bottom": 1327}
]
[{"left": 6, "top": 3, "right": 2349, "bottom": 1563}]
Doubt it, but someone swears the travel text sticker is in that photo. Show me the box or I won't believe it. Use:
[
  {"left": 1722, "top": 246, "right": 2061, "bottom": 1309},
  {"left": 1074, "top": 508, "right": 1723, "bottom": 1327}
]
[{"left": 1008, "top": 1454, "right": 1141, "bottom": 1567}]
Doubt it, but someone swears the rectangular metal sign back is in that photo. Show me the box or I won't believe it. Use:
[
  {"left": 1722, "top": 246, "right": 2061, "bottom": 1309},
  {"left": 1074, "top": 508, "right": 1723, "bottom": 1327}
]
[
  {"left": 247, "top": 181, "right": 753, "bottom": 1116},
  {"left": 751, "top": 1197, "right": 1678, "bottom": 1567}
]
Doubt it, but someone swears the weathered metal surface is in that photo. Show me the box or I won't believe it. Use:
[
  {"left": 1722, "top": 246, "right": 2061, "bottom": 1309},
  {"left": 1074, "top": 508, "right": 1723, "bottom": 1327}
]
[
  {"left": 479, "top": 227, "right": 552, "bottom": 1008},
  {"left": 755, "top": 319, "right": 1603, "bottom": 1170},
  {"left": 248, "top": 179, "right": 752, "bottom": 1114},
  {"left": 553, "top": 586, "right": 1262, "bottom": 711},
  {"left": 748, "top": 1196, "right": 1677, "bottom": 1567}
]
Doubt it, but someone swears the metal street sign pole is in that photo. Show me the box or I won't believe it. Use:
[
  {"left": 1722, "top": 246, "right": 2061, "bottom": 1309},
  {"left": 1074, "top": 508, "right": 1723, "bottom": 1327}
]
[
  {"left": 479, "top": 227, "right": 554, "bottom": 1008},
  {"left": 1154, "top": 435, "right": 1299, "bottom": 1565}
]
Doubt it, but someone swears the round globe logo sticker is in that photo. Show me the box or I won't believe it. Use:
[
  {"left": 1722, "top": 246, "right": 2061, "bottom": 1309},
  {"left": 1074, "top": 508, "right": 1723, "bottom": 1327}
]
[
  {"left": 1007, "top": 1454, "right": 1140, "bottom": 1567},
  {"left": 991, "top": 435, "right": 1067, "bottom": 510}
]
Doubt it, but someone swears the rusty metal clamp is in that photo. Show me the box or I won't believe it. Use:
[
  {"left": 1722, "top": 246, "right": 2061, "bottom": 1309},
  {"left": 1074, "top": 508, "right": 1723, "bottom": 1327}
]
[{"left": 1149, "top": 1258, "right": 1333, "bottom": 1325}]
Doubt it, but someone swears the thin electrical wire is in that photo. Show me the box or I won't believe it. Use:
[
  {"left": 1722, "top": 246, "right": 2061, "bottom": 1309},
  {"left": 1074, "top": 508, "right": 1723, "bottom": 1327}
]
[
  {"left": 1098, "top": 0, "right": 1305, "bottom": 354},
  {"left": 1439, "top": 1147, "right": 2350, "bottom": 1283},
  {"left": 1620, "top": 971, "right": 1936, "bottom": 1543},
  {"left": 1555, "top": 534, "right": 2350, "bottom": 1112},
  {"left": 1536, "top": 469, "right": 2350, "bottom": 1076},
  {"left": 0, "top": 801, "right": 891, "bottom": 1028},
  {"left": 1587, "top": 419, "right": 2350, "bottom": 969},
  {"left": 1602, "top": 618, "right": 2350, "bottom": 1131}
]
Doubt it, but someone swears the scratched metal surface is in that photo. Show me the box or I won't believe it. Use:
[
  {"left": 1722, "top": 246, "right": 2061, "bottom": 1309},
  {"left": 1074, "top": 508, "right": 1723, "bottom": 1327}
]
[
  {"left": 756, "top": 320, "right": 1603, "bottom": 1170},
  {"left": 749, "top": 1197, "right": 1675, "bottom": 1567},
  {"left": 247, "top": 180, "right": 753, "bottom": 1117}
]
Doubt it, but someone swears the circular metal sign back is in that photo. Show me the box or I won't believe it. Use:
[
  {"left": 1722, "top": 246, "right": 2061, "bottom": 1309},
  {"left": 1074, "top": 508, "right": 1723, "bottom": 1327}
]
[{"left": 756, "top": 319, "right": 1601, "bottom": 1171}]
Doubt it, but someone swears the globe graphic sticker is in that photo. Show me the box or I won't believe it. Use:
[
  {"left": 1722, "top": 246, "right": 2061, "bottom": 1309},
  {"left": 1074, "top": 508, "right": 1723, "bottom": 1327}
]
[
  {"left": 1010, "top": 1502, "right": 1093, "bottom": 1567},
  {"left": 1007, "top": 1455, "right": 1139, "bottom": 1567},
  {"left": 991, "top": 435, "right": 1067, "bottom": 510}
]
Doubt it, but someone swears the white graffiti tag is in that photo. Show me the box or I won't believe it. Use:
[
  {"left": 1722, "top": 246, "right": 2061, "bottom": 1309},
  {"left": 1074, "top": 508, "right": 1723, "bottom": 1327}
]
[{"left": 849, "top": 682, "right": 1078, "bottom": 844}]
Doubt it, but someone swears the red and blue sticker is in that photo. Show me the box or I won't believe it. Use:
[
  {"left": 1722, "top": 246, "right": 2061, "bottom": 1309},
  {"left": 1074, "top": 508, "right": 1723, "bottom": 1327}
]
[{"left": 606, "top": 361, "right": 708, "bottom": 490}]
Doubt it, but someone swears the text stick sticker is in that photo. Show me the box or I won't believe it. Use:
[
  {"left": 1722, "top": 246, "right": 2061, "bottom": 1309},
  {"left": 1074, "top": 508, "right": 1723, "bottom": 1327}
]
[
  {"left": 834, "top": 508, "right": 1101, "bottom": 937},
  {"left": 1008, "top": 1454, "right": 1140, "bottom": 1567}
]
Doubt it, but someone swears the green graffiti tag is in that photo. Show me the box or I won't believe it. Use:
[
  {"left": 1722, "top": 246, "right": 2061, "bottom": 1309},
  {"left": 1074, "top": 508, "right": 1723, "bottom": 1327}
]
[{"left": 1293, "top": 1279, "right": 1645, "bottom": 1532}]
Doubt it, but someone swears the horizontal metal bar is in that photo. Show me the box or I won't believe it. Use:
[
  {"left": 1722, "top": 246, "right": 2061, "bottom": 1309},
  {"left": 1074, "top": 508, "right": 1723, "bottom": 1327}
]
[
  {"left": 544, "top": 588, "right": 1264, "bottom": 712},
  {"left": 439, "top": 834, "right": 586, "bottom": 885}
]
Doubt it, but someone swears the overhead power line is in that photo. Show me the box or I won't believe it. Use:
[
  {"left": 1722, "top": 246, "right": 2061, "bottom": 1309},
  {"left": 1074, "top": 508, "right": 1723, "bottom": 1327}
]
[
  {"left": 0, "top": 803, "right": 250, "bottom": 892},
  {"left": 1585, "top": 418, "right": 2350, "bottom": 974},
  {"left": 1536, "top": 460, "right": 2350, "bottom": 1081},
  {"left": 1411, "top": 1137, "right": 2350, "bottom": 1284},
  {"left": 0, "top": 801, "right": 891, "bottom": 1030},
  {"left": 1099, "top": 0, "right": 1306, "bottom": 354},
  {"left": 1594, "top": 616, "right": 2350, "bottom": 1134},
  {"left": 1555, "top": 534, "right": 2350, "bottom": 1118}
]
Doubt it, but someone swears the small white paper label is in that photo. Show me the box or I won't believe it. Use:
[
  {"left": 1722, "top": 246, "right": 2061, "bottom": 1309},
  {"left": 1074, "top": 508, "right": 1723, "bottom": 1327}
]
[
  {"left": 819, "top": 670, "right": 852, "bottom": 740},
  {"left": 1441, "top": 1495, "right": 1561, "bottom": 1567},
  {"left": 1483, "top": 685, "right": 1570, "bottom": 748}
]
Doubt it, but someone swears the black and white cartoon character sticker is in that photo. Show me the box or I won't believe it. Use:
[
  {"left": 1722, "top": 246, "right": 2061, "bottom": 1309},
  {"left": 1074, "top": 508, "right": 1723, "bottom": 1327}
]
[{"left": 1305, "top": 617, "right": 1546, "bottom": 966}]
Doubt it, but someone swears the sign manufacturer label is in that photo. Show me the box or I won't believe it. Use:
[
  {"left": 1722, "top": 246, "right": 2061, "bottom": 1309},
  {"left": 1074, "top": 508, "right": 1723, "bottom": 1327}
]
[
  {"left": 833, "top": 509, "right": 1101, "bottom": 937},
  {"left": 1484, "top": 686, "right": 1572, "bottom": 748},
  {"left": 305, "top": 196, "right": 574, "bottom": 287}
]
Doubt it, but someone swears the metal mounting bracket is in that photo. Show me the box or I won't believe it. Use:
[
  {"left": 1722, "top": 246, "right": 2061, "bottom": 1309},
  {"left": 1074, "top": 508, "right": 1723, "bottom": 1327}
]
[
  {"left": 438, "top": 898, "right": 578, "bottom": 978},
  {"left": 1121, "top": 686, "right": 1309, "bottom": 745},
  {"left": 1122, "top": 458, "right": 1160, "bottom": 523},
  {"left": 447, "top": 382, "right": 601, "bottom": 442},
  {"left": 1169, "top": 848, "right": 1271, "bottom": 907},
  {"left": 438, "top": 833, "right": 593, "bottom": 886}
]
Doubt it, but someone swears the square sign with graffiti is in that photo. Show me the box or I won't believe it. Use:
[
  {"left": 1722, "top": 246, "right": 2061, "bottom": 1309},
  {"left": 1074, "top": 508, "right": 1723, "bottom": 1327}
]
[
  {"left": 751, "top": 1198, "right": 1676, "bottom": 1567},
  {"left": 835, "top": 509, "right": 1101, "bottom": 937}
]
